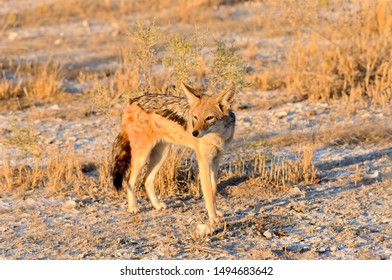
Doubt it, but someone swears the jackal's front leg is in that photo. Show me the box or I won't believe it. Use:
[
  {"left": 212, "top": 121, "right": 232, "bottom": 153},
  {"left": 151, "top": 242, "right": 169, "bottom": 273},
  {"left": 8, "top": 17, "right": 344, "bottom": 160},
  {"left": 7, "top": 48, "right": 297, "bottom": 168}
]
[
  {"left": 210, "top": 154, "right": 224, "bottom": 218},
  {"left": 197, "top": 152, "right": 220, "bottom": 225}
]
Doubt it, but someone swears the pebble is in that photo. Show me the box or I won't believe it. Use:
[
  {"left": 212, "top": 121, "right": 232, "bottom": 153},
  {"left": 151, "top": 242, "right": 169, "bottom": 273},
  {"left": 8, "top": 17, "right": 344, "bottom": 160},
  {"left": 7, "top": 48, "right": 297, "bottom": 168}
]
[
  {"left": 275, "top": 111, "right": 288, "bottom": 119},
  {"left": 48, "top": 104, "right": 60, "bottom": 111},
  {"left": 64, "top": 199, "right": 76, "bottom": 209},
  {"left": 263, "top": 230, "right": 273, "bottom": 239},
  {"left": 330, "top": 246, "right": 338, "bottom": 252},
  {"left": 8, "top": 32, "right": 18, "bottom": 41},
  {"left": 318, "top": 247, "right": 326, "bottom": 253}
]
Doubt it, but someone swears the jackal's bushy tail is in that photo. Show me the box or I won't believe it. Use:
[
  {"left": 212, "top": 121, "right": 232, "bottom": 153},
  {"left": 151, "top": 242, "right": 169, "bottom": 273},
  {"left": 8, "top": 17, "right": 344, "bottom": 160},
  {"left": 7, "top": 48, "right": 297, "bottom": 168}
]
[{"left": 111, "top": 131, "right": 131, "bottom": 191}]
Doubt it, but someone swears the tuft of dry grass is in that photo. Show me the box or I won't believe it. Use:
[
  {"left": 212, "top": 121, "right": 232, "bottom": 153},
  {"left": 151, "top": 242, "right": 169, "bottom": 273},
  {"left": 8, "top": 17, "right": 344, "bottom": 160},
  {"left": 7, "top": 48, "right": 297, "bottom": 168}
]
[
  {"left": 0, "top": 58, "right": 63, "bottom": 101},
  {"left": 223, "top": 145, "right": 318, "bottom": 196}
]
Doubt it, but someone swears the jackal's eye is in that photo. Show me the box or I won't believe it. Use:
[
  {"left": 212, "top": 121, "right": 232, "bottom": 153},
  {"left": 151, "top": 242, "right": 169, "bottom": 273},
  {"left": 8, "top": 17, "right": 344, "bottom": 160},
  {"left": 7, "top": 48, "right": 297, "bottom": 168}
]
[
  {"left": 193, "top": 115, "right": 198, "bottom": 120},
  {"left": 205, "top": 115, "right": 215, "bottom": 121}
]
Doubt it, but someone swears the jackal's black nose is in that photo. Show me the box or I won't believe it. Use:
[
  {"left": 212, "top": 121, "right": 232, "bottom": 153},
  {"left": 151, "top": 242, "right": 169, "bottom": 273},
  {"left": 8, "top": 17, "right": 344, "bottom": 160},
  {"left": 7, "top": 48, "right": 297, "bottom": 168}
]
[{"left": 192, "top": 131, "right": 199, "bottom": 137}]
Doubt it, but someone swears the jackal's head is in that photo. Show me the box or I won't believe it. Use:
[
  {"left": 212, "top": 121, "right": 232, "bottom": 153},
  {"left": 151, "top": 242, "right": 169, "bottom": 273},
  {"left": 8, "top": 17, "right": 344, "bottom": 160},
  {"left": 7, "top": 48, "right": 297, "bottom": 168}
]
[{"left": 181, "top": 82, "right": 235, "bottom": 138}]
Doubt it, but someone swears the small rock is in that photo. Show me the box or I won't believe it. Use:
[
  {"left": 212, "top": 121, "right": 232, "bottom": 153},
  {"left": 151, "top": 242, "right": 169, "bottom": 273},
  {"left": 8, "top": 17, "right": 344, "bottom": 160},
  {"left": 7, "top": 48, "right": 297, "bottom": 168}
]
[
  {"left": 275, "top": 111, "right": 288, "bottom": 119},
  {"left": 330, "top": 246, "right": 338, "bottom": 252},
  {"left": 318, "top": 247, "right": 326, "bottom": 253},
  {"left": 64, "top": 199, "right": 76, "bottom": 209},
  {"left": 48, "top": 104, "right": 60, "bottom": 110},
  {"left": 82, "top": 20, "right": 91, "bottom": 33},
  {"left": 243, "top": 117, "right": 252, "bottom": 123},
  {"left": 0, "top": 226, "right": 8, "bottom": 232},
  {"left": 246, "top": 66, "right": 256, "bottom": 73},
  {"left": 263, "top": 230, "right": 273, "bottom": 239},
  {"left": 241, "top": 117, "right": 252, "bottom": 128},
  {"left": 8, "top": 32, "right": 18, "bottom": 41}
]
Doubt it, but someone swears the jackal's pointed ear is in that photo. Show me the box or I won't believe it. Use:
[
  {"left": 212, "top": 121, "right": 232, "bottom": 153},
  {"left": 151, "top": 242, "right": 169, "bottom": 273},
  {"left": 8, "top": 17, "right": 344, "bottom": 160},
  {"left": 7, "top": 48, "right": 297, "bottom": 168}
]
[
  {"left": 181, "top": 82, "right": 202, "bottom": 105},
  {"left": 214, "top": 85, "right": 235, "bottom": 113}
]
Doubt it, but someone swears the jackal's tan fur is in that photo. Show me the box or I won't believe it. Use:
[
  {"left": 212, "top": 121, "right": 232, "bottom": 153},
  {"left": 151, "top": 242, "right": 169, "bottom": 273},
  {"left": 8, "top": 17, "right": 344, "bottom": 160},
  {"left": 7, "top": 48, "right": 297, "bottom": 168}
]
[{"left": 111, "top": 82, "right": 235, "bottom": 225}]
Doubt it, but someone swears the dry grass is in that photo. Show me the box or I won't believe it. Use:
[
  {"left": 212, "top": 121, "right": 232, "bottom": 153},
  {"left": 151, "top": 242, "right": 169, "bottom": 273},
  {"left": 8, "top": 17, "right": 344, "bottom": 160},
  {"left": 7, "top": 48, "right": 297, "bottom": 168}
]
[
  {"left": 0, "top": 58, "right": 63, "bottom": 101},
  {"left": 155, "top": 148, "right": 200, "bottom": 197},
  {"left": 0, "top": 122, "right": 115, "bottom": 197},
  {"left": 246, "top": 0, "right": 392, "bottom": 107},
  {"left": 1, "top": 121, "right": 318, "bottom": 200},
  {"left": 0, "top": 148, "right": 117, "bottom": 198},
  {"left": 285, "top": 0, "right": 392, "bottom": 105},
  {"left": 223, "top": 145, "right": 318, "bottom": 196}
]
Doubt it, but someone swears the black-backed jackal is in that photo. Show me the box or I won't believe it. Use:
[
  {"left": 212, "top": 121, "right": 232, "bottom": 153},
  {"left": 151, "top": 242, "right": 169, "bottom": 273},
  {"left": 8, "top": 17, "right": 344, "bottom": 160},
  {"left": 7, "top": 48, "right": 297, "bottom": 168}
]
[{"left": 111, "top": 82, "right": 235, "bottom": 226}]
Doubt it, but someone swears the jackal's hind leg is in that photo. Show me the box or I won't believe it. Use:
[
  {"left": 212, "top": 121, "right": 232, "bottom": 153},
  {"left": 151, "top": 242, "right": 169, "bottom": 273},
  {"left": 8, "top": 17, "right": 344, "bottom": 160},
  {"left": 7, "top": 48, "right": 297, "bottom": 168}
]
[
  {"left": 144, "top": 143, "right": 170, "bottom": 210},
  {"left": 127, "top": 146, "right": 152, "bottom": 214}
]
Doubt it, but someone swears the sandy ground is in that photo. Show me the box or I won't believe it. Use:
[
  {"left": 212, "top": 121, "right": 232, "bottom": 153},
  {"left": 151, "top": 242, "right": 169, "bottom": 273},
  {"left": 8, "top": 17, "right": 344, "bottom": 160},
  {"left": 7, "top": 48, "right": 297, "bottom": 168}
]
[{"left": 0, "top": 0, "right": 391, "bottom": 260}]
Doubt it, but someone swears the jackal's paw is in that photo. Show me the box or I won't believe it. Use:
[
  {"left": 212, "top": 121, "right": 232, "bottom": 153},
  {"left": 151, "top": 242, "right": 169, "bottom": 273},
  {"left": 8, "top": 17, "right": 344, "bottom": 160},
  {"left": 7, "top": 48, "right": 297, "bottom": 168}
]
[
  {"left": 210, "top": 216, "right": 221, "bottom": 226},
  {"left": 128, "top": 206, "right": 140, "bottom": 214},
  {"left": 154, "top": 202, "right": 168, "bottom": 211}
]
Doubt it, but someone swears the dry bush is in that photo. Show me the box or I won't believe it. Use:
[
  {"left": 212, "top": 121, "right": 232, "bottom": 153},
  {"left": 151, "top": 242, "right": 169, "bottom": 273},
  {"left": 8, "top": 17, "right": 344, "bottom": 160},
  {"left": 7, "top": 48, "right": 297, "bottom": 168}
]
[
  {"left": 139, "top": 144, "right": 317, "bottom": 200},
  {"left": 209, "top": 39, "right": 249, "bottom": 92},
  {"left": 126, "top": 21, "right": 161, "bottom": 93},
  {"left": 162, "top": 27, "right": 207, "bottom": 94},
  {"left": 0, "top": 72, "right": 23, "bottom": 100},
  {"left": 286, "top": 0, "right": 392, "bottom": 106}
]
